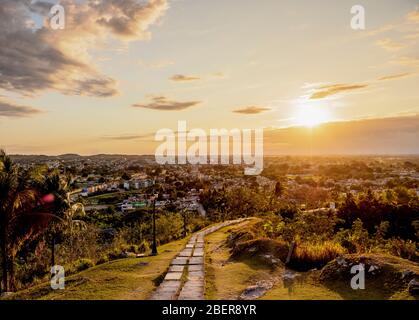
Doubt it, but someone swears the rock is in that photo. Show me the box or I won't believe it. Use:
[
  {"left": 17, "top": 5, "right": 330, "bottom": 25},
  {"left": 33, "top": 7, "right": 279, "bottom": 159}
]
[
  {"left": 240, "top": 280, "right": 274, "bottom": 300},
  {"left": 336, "top": 256, "right": 348, "bottom": 267},
  {"left": 368, "top": 264, "right": 380, "bottom": 273},
  {"left": 401, "top": 270, "right": 415, "bottom": 280},
  {"left": 0, "top": 292, "right": 13, "bottom": 298},
  {"left": 282, "top": 270, "right": 297, "bottom": 281},
  {"left": 408, "top": 279, "right": 419, "bottom": 295}
]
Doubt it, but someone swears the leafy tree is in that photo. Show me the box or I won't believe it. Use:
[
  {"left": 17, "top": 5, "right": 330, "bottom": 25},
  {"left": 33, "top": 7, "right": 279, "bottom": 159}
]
[
  {"left": 121, "top": 172, "right": 131, "bottom": 181},
  {"left": 36, "top": 171, "right": 85, "bottom": 267}
]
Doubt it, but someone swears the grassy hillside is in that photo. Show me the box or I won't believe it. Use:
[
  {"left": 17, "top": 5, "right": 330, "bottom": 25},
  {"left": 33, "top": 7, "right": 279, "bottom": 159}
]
[
  {"left": 204, "top": 221, "right": 419, "bottom": 300},
  {"left": 8, "top": 237, "right": 188, "bottom": 300}
]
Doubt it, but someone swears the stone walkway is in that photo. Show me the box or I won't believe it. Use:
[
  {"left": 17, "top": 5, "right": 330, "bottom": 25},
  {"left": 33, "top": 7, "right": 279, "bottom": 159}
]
[{"left": 149, "top": 219, "right": 246, "bottom": 300}]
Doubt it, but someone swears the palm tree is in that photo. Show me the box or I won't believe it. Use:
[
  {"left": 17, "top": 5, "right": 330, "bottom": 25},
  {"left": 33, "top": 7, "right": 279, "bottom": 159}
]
[
  {"left": 0, "top": 150, "right": 49, "bottom": 292},
  {"left": 37, "top": 171, "right": 85, "bottom": 267}
]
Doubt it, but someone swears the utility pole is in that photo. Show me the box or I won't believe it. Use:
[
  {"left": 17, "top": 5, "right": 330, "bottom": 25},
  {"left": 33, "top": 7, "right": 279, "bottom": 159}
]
[{"left": 150, "top": 180, "right": 158, "bottom": 256}]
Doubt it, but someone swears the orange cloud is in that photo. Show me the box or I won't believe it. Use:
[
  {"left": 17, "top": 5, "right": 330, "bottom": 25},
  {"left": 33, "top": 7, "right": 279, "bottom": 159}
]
[
  {"left": 309, "top": 83, "right": 368, "bottom": 99},
  {"left": 407, "top": 8, "right": 419, "bottom": 22},
  {"left": 169, "top": 74, "right": 200, "bottom": 82},
  {"left": 375, "top": 38, "right": 405, "bottom": 51},
  {"left": 233, "top": 106, "right": 271, "bottom": 114},
  {"left": 264, "top": 114, "right": 419, "bottom": 155},
  {"left": 132, "top": 96, "right": 201, "bottom": 111},
  {"left": 378, "top": 73, "right": 412, "bottom": 81}
]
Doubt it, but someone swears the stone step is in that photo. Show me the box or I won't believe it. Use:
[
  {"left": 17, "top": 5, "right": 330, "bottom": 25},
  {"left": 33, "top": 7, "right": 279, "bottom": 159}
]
[
  {"left": 189, "top": 257, "right": 204, "bottom": 265},
  {"left": 168, "top": 265, "right": 185, "bottom": 272},
  {"left": 188, "top": 265, "right": 204, "bottom": 272},
  {"left": 171, "top": 257, "right": 189, "bottom": 265},
  {"left": 164, "top": 272, "right": 183, "bottom": 281},
  {"left": 179, "top": 249, "right": 193, "bottom": 257},
  {"left": 150, "top": 219, "right": 249, "bottom": 301},
  {"left": 150, "top": 280, "right": 182, "bottom": 300}
]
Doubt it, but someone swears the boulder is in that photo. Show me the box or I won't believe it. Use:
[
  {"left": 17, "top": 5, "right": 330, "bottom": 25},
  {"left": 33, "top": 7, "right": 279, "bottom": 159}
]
[
  {"left": 408, "top": 279, "right": 419, "bottom": 295},
  {"left": 401, "top": 270, "right": 415, "bottom": 280},
  {"left": 239, "top": 280, "right": 274, "bottom": 300}
]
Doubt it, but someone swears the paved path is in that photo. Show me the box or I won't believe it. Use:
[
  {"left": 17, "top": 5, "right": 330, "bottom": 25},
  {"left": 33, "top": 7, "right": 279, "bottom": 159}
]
[{"left": 149, "top": 219, "right": 246, "bottom": 300}]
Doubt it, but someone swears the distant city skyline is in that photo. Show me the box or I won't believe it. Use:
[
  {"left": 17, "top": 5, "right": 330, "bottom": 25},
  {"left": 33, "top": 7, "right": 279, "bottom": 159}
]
[{"left": 0, "top": 0, "right": 418, "bottom": 155}]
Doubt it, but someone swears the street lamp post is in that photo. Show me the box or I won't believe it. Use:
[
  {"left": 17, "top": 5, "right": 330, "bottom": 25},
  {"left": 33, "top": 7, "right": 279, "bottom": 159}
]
[{"left": 151, "top": 194, "right": 158, "bottom": 256}]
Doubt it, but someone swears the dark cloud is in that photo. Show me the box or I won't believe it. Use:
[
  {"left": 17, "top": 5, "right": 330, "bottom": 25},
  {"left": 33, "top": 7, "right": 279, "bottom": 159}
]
[
  {"left": 0, "top": 0, "right": 167, "bottom": 97},
  {"left": 233, "top": 106, "right": 270, "bottom": 114},
  {"left": 132, "top": 96, "right": 201, "bottom": 111},
  {"left": 66, "top": 77, "right": 118, "bottom": 97},
  {"left": 169, "top": 74, "right": 200, "bottom": 82},
  {"left": 91, "top": 0, "right": 168, "bottom": 39},
  {"left": 0, "top": 99, "right": 43, "bottom": 118},
  {"left": 310, "top": 83, "right": 368, "bottom": 99}
]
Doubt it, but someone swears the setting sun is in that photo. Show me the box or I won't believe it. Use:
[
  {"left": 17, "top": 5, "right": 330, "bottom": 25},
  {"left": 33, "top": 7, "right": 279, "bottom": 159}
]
[{"left": 295, "top": 105, "right": 331, "bottom": 127}]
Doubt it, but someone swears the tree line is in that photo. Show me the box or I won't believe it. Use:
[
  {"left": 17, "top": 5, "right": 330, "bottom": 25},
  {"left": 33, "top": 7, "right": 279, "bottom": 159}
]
[{"left": 0, "top": 150, "right": 84, "bottom": 293}]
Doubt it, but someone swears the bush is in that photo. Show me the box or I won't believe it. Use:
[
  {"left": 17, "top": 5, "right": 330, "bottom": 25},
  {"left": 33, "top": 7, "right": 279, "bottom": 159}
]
[
  {"left": 137, "top": 240, "right": 150, "bottom": 253},
  {"left": 74, "top": 258, "right": 95, "bottom": 272},
  {"left": 96, "top": 255, "right": 109, "bottom": 265},
  {"left": 386, "top": 238, "right": 418, "bottom": 262},
  {"left": 231, "top": 238, "right": 289, "bottom": 262},
  {"left": 120, "top": 244, "right": 139, "bottom": 253},
  {"left": 289, "top": 241, "right": 346, "bottom": 271},
  {"left": 107, "top": 249, "right": 127, "bottom": 260}
]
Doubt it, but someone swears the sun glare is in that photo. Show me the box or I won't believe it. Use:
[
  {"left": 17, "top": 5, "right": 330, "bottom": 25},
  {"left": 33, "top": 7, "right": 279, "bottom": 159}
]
[{"left": 295, "top": 105, "right": 331, "bottom": 127}]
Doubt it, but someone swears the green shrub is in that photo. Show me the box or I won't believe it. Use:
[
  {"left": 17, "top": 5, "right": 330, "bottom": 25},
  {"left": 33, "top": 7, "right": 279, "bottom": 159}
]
[
  {"left": 96, "top": 255, "right": 109, "bottom": 265},
  {"left": 107, "top": 249, "right": 126, "bottom": 260},
  {"left": 74, "top": 258, "right": 95, "bottom": 272},
  {"left": 138, "top": 240, "right": 150, "bottom": 253},
  {"left": 385, "top": 238, "right": 418, "bottom": 262}
]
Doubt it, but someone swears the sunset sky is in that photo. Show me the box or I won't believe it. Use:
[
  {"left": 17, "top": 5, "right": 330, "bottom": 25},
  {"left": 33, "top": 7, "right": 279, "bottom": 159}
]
[{"left": 0, "top": 0, "right": 418, "bottom": 155}]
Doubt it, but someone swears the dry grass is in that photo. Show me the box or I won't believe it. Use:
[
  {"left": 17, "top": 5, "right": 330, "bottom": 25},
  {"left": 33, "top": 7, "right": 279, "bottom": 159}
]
[
  {"left": 231, "top": 238, "right": 289, "bottom": 262},
  {"left": 289, "top": 241, "right": 346, "bottom": 271}
]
